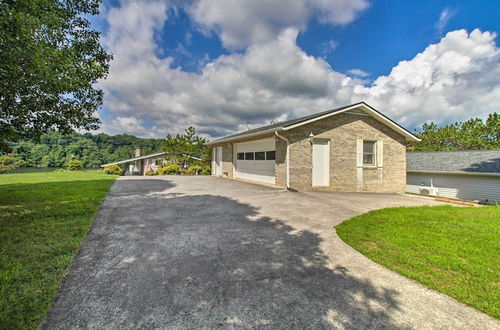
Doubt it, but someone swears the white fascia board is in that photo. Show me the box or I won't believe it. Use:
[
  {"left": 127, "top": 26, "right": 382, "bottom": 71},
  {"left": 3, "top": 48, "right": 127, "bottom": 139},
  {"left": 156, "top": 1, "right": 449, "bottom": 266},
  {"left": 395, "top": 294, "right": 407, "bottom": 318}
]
[
  {"left": 206, "top": 127, "right": 284, "bottom": 145},
  {"left": 283, "top": 103, "right": 420, "bottom": 142},
  {"left": 407, "top": 170, "right": 500, "bottom": 177}
]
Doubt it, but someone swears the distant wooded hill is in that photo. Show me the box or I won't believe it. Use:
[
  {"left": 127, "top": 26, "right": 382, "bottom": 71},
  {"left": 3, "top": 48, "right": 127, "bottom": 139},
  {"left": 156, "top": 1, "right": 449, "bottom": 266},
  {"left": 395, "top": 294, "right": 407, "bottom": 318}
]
[
  {"left": 10, "top": 132, "right": 164, "bottom": 168},
  {"left": 8, "top": 112, "right": 499, "bottom": 168}
]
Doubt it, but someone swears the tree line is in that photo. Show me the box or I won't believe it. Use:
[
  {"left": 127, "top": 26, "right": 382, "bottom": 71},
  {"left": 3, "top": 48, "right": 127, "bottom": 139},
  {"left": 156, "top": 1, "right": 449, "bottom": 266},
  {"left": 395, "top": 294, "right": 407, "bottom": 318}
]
[
  {"left": 408, "top": 113, "right": 499, "bottom": 151},
  {"left": 9, "top": 132, "right": 164, "bottom": 168},
  {"left": 2, "top": 113, "right": 498, "bottom": 170}
]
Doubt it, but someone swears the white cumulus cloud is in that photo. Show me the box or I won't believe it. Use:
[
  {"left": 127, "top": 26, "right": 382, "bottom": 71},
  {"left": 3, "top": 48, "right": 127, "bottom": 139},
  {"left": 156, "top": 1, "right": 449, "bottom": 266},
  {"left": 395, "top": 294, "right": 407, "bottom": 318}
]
[
  {"left": 186, "top": 0, "right": 369, "bottom": 48},
  {"left": 354, "top": 29, "right": 500, "bottom": 127},
  {"left": 97, "top": 1, "right": 500, "bottom": 140}
]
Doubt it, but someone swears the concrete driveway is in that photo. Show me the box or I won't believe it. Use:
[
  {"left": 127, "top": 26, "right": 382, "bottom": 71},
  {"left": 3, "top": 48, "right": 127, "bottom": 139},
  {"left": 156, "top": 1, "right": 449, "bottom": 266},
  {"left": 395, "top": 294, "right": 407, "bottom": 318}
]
[{"left": 43, "top": 176, "right": 498, "bottom": 329}]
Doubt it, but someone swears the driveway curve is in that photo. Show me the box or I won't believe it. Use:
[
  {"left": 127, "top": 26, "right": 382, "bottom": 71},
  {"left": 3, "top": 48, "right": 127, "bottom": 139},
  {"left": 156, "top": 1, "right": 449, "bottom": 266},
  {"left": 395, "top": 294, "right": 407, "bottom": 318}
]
[{"left": 43, "top": 176, "right": 498, "bottom": 329}]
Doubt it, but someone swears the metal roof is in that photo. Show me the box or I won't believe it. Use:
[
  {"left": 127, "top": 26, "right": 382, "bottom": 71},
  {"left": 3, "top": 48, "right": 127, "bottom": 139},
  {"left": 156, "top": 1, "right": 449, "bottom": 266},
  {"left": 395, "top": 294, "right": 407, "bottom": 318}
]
[
  {"left": 207, "top": 102, "right": 419, "bottom": 144},
  {"left": 407, "top": 150, "right": 500, "bottom": 174}
]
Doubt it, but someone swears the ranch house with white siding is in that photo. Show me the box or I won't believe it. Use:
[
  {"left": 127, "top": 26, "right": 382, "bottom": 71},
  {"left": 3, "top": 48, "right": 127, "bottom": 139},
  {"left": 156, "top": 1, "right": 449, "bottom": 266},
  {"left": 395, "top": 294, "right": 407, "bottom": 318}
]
[{"left": 407, "top": 150, "right": 500, "bottom": 203}]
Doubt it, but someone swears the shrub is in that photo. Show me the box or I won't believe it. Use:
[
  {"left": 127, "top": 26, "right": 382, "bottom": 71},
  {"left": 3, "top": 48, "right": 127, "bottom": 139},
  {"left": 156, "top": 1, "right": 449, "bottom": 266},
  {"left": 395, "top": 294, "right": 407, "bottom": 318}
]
[
  {"left": 103, "top": 164, "right": 122, "bottom": 175},
  {"left": 0, "top": 154, "right": 24, "bottom": 174},
  {"left": 156, "top": 163, "right": 181, "bottom": 175},
  {"left": 183, "top": 165, "right": 203, "bottom": 175},
  {"left": 200, "top": 165, "right": 211, "bottom": 175},
  {"left": 65, "top": 159, "right": 82, "bottom": 171},
  {"left": 145, "top": 170, "right": 155, "bottom": 176},
  {"left": 54, "top": 168, "right": 69, "bottom": 173}
]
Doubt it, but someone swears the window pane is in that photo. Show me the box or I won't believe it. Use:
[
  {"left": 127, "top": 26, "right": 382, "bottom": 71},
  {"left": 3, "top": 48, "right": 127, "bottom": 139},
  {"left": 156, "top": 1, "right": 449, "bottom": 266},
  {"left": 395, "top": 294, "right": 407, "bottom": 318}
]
[
  {"left": 363, "top": 154, "right": 374, "bottom": 165},
  {"left": 255, "top": 151, "right": 265, "bottom": 160},
  {"left": 237, "top": 152, "right": 245, "bottom": 160},
  {"left": 363, "top": 141, "right": 375, "bottom": 153},
  {"left": 266, "top": 151, "right": 276, "bottom": 160},
  {"left": 245, "top": 152, "right": 254, "bottom": 160}
]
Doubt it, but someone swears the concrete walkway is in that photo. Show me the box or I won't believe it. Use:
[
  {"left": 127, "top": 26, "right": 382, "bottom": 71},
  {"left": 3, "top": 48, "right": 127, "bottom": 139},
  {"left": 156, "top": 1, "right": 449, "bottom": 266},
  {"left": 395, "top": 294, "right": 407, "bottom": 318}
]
[{"left": 43, "top": 176, "right": 499, "bottom": 329}]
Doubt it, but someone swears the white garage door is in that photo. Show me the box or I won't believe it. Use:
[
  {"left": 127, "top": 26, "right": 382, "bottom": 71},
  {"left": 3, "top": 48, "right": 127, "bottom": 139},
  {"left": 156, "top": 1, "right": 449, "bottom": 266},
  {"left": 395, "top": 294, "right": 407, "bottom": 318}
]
[{"left": 235, "top": 138, "right": 276, "bottom": 184}]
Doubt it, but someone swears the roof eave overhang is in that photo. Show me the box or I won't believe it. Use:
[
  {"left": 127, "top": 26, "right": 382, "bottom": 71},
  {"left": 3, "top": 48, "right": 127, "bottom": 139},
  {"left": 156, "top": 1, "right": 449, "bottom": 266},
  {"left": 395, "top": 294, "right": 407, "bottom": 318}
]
[
  {"left": 282, "top": 102, "right": 420, "bottom": 141},
  {"left": 206, "top": 102, "right": 420, "bottom": 145},
  {"left": 407, "top": 170, "right": 500, "bottom": 177},
  {"left": 206, "top": 127, "right": 284, "bottom": 145}
]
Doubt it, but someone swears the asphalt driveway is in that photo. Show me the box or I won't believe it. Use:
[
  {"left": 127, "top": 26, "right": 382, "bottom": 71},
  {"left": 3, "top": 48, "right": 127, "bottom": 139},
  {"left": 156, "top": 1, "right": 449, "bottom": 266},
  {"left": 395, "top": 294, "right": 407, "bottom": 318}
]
[{"left": 43, "top": 176, "right": 498, "bottom": 329}]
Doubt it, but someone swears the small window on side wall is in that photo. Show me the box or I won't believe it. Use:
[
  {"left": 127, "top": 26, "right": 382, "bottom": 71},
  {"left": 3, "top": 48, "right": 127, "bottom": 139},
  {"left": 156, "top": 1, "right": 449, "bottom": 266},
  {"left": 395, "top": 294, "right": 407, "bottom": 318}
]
[
  {"left": 255, "top": 151, "right": 265, "bottom": 160},
  {"left": 245, "top": 152, "right": 254, "bottom": 160},
  {"left": 363, "top": 141, "right": 376, "bottom": 165},
  {"left": 266, "top": 151, "right": 276, "bottom": 160},
  {"left": 237, "top": 152, "right": 245, "bottom": 160}
]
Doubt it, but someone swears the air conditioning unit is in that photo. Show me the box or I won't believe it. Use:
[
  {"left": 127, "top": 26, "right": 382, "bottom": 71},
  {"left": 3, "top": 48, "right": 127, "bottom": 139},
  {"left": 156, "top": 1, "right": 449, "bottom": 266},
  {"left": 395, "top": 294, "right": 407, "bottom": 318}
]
[
  {"left": 419, "top": 179, "right": 439, "bottom": 196},
  {"left": 419, "top": 186, "right": 439, "bottom": 196}
]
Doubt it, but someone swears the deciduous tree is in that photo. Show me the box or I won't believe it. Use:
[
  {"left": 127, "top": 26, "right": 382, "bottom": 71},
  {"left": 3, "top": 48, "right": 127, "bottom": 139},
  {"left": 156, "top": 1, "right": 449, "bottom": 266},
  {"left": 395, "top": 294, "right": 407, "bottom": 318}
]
[
  {"left": 409, "top": 113, "right": 499, "bottom": 151},
  {"left": 0, "top": 0, "right": 112, "bottom": 152}
]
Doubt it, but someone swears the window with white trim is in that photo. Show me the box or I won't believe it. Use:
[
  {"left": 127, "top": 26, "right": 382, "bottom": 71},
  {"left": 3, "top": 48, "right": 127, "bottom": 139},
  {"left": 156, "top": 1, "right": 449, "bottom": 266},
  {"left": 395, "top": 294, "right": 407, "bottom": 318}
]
[{"left": 363, "top": 141, "right": 376, "bottom": 165}]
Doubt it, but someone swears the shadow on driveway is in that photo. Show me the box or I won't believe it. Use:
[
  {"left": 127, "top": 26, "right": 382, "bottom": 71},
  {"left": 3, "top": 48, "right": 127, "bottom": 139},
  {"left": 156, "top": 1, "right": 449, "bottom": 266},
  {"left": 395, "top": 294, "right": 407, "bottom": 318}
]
[{"left": 44, "top": 178, "right": 401, "bottom": 328}]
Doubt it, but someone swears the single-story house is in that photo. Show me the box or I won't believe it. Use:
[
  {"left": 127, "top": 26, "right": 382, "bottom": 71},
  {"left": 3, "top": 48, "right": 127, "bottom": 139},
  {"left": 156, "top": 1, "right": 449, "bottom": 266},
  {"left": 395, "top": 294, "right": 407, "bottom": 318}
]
[
  {"left": 207, "top": 102, "right": 420, "bottom": 193},
  {"left": 407, "top": 150, "right": 500, "bottom": 203},
  {"left": 100, "top": 149, "right": 203, "bottom": 175},
  {"left": 100, "top": 149, "right": 167, "bottom": 175}
]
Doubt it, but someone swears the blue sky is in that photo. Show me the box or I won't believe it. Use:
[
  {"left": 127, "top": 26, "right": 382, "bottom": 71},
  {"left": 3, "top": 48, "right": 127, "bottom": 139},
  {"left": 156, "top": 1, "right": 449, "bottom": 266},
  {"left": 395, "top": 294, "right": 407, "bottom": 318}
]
[
  {"left": 94, "top": 0, "right": 500, "bottom": 138},
  {"left": 156, "top": 0, "right": 499, "bottom": 78}
]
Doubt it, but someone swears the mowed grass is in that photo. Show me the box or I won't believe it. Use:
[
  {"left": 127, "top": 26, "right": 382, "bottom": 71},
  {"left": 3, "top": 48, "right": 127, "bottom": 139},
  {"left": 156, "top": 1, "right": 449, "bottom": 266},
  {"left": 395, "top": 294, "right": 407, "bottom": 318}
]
[
  {"left": 336, "top": 205, "right": 500, "bottom": 318},
  {"left": 0, "top": 170, "right": 117, "bottom": 329}
]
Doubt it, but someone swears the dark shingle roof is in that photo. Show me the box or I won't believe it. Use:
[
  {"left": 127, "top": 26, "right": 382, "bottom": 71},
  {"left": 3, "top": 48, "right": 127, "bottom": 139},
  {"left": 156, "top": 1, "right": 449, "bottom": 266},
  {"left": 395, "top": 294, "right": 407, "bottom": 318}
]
[
  {"left": 217, "top": 103, "right": 359, "bottom": 141},
  {"left": 407, "top": 150, "right": 500, "bottom": 174},
  {"left": 208, "top": 102, "right": 419, "bottom": 144}
]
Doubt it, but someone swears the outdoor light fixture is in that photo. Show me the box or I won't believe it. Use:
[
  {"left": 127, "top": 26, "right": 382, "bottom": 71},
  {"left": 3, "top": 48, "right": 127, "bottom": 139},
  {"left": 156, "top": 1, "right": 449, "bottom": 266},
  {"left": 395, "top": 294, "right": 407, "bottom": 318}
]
[{"left": 309, "top": 132, "right": 314, "bottom": 144}]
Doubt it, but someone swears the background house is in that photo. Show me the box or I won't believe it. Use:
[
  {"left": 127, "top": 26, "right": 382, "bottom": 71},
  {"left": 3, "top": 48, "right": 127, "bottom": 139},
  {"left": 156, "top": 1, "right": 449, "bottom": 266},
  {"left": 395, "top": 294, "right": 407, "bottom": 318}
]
[
  {"left": 100, "top": 149, "right": 167, "bottom": 175},
  {"left": 208, "top": 102, "right": 419, "bottom": 193},
  {"left": 100, "top": 148, "right": 204, "bottom": 175},
  {"left": 407, "top": 150, "right": 500, "bottom": 203}
]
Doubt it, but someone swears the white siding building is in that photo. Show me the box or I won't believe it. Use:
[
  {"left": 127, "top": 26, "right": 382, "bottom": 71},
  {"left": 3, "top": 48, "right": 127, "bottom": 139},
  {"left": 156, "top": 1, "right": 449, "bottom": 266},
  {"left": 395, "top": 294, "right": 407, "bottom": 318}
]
[{"left": 407, "top": 150, "right": 500, "bottom": 203}]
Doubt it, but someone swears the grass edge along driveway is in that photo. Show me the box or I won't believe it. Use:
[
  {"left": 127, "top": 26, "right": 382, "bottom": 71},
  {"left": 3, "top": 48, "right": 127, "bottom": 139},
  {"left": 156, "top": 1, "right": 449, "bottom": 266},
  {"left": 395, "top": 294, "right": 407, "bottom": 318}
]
[
  {"left": 0, "top": 171, "right": 117, "bottom": 329},
  {"left": 336, "top": 205, "right": 500, "bottom": 319}
]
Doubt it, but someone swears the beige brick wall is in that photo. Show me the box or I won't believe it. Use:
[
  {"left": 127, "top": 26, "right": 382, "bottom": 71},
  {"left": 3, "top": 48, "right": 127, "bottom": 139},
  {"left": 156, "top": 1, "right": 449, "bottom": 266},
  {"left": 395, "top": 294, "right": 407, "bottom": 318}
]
[
  {"left": 275, "top": 135, "right": 287, "bottom": 187},
  {"left": 210, "top": 143, "right": 234, "bottom": 178},
  {"left": 286, "top": 113, "right": 407, "bottom": 193},
  {"left": 211, "top": 114, "right": 407, "bottom": 193}
]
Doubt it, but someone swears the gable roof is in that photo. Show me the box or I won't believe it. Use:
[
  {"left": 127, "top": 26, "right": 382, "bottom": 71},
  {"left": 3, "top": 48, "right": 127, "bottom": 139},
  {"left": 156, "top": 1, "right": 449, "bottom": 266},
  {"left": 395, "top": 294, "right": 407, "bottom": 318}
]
[
  {"left": 207, "top": 102, "right": 419, "bottom": 145},
  {"left": 407, "top": 150, "right": 500, "bottom": 175}
]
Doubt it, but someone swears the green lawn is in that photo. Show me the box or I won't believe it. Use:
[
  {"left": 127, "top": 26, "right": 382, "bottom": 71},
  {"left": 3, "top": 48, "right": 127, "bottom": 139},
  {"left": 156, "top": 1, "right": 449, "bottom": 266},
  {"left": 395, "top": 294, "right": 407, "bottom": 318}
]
[
  {"left": 0, "top": 170, "right": 117, "bottom": 329},
  {"left": 336, "top": 205, "right": 500, "bottom": 318}
]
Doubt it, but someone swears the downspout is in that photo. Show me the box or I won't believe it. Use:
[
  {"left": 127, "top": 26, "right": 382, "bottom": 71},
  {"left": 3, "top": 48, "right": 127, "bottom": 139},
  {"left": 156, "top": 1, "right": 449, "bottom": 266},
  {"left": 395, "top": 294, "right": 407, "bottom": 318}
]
[{"left": 275, "top": 131, "right": 294, "bottom": 191}]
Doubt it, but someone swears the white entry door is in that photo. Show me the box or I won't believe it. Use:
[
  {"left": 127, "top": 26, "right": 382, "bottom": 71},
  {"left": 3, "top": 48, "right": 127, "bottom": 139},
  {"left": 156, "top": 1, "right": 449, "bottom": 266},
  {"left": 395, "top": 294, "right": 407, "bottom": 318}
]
[
  {"left": 312, "top": 139, "right": 330, "bottom": 187},
  {"left": 213, "top": 146, "right": 223, "bottom": 175}
]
